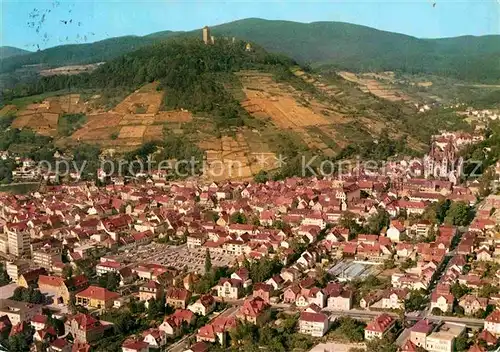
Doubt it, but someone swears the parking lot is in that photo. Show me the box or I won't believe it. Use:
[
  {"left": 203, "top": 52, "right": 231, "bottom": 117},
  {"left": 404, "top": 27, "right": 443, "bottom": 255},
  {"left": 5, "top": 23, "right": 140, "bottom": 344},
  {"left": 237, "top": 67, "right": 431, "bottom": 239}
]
[{"left": 120, "top": 243, "right": 235, "bottom": 274}]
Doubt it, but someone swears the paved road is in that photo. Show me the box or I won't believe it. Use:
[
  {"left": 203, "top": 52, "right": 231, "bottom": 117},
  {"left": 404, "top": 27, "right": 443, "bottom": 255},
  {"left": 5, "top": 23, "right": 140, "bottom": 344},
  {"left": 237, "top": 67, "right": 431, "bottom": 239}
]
[
  {"left": 325, "top": 308, "right": 399, "bottom": 321},
  {"left": 424, "top": 314, "right": 485, "bottom": 328}
]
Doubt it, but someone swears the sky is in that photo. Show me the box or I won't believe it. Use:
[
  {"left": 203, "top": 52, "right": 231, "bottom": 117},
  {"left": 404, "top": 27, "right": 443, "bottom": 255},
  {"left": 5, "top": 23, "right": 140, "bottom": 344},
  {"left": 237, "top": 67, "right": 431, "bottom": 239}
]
[{"left": 1, "top": 0, "right": 499, "bottom": 50}]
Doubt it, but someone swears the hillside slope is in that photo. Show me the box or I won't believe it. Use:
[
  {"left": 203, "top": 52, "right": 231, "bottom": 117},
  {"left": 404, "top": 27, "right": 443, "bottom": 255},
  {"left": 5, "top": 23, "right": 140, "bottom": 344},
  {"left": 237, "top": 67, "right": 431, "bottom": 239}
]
[
  {"left": 2, "top": 19, "right": 500, "bottom": 82},
  {"left": 0, "top": 46, "right": 31, "bottom": 59},
  {"left": 211, "top": 19, "right": 500, "bottom": 82},
  {"left": 0, "top": 31, "right": 180, "bottom": 74},
  {"left": 1, "top": 38, "right": 474, "bottom": 181}
]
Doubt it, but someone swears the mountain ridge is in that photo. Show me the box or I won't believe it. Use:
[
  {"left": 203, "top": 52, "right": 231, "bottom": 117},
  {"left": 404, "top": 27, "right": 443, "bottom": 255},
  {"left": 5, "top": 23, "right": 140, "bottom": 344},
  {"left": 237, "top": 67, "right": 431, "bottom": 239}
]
[
  {"left": 0, "top": 46, "right": 31, "bottom": 60},
  {"left": 2, "top": 18, "right": 500, "bottom": 82}
]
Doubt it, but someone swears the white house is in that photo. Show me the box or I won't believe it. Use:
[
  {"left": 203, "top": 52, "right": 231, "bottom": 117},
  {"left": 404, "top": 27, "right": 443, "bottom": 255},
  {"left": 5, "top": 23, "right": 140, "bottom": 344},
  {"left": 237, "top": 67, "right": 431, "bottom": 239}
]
[
  {"left": 188, "top": 294, "right": 216, "bottom": 316},
  {"left": 364, "top": 314, "right": 396, "bottom": 340},
  {"left": 298, "top": 306, "right": 329, "bottom": 337},
  {"left": 485, "top": 310, "right": 500, "bottom": 337}
]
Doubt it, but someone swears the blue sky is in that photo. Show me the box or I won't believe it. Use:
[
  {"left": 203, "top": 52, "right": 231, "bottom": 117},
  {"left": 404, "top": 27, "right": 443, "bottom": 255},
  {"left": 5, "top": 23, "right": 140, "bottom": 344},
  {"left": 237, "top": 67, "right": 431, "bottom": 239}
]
[{"left": 1, "top": 0, "right": 499, "bottom": 50}]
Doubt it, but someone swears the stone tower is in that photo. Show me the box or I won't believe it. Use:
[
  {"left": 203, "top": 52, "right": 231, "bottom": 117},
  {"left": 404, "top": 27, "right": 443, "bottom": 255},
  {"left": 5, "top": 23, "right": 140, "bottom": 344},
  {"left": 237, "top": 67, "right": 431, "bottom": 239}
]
[{"left": 202, "top": 26, "right": 211, "bottom": 45}]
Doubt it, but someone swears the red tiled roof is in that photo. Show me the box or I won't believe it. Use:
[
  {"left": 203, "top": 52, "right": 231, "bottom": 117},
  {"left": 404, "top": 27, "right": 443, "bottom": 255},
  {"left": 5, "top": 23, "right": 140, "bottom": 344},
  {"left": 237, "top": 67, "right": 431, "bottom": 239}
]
[
  {"left": 38, "top": 275, "right": 65, "bottom": 287},
  {"left": 31, "top": 314, "right": 48, "bottom": 324},
  {"left": 76, "top": 285, "right": 120, "bottom": 301},
  {"left": 197, "top": 316, "right": 236, "bottom": 338},
  {"left": 188, "top": 341, "right": 209, "bottom": 352},
  {"left": 299, "top": 311, "right": 327, "bottom": 323},
  {"left": 253, "top": 283, "right": 272, "bottom": 293},
  {"left": 238, "top": 297, "right": 269, "bottom": 318},
  {"left": 478, "top": 329, "right": 498, "bottom": 345},
  {"left": 171, "top": 309, "right": 195, "bottom": 323},
  {"left": 410, "top": 319, "right": 433, "bottom": 334},
  {"left": 70, "top": 313, "right": 103, "bottom": 332},
  {"left": 401, "top": 339, "right": 417, "bottom": 352},
  {"left": 50, "top": 338, "right": 69, "bottom": 349},
  {"left": 486, "top": 309, "right": 500, "bottom": 323},
  {"left": 366, "top": 314, "right": 395, "bottom": 333},
  {"left": 166, "top": 288, "right": 191, "bottom": 301},
  {"left": 122, "top": 340, "right": 149, "bottom": 351}
]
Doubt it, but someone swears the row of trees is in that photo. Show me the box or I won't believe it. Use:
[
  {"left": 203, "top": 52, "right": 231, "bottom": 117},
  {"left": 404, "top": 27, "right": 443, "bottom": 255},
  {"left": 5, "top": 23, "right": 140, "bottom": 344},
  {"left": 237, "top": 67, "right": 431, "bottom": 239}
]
[{"left": 11, "top": 286, "right": 44, "bottom": 304}]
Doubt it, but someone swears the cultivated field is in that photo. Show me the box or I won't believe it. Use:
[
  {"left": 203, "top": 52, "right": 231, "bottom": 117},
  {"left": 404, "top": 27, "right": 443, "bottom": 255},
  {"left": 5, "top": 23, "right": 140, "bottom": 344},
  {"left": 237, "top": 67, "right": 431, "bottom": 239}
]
[
  {"left": 70, "top": 83, "right": 193, "bottom": 150},
  {"left": 338, "top": 71, "right": 411, "bottom": 102},
  {"left": 199, "top": 130, "right": 276, "bottom": 181},
  {"left": 11, "top": 94, "right": 88, "bottom": 136},
  {"left": 239, "top": 71, "right": 349, "bottom": 156}
]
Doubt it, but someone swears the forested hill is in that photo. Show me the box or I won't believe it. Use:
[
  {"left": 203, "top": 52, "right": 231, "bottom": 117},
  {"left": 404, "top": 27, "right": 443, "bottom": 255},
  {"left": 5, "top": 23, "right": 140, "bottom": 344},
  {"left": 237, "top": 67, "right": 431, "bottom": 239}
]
[
  {"left": 210, "top": 19, "right": 500, "bottom": 82},
  {"left": 0, "top": 31, "right": 180, "bottom": 74},
  {"left": 2, "top": 18, "right": 500, "bottom": 82},
  {"left": 0, "top": 47, "right": 31, "bottom": 60},
  {"left": 1, "top": 38, "right": 297, "bottom": 127}
]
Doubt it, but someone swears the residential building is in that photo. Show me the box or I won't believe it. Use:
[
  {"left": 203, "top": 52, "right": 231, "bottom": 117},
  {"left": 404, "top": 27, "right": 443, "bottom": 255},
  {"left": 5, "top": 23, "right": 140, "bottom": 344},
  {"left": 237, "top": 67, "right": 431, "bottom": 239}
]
[
  {"left": 188, "top": 294, "right": 215, "bottom": 316},
  {"left": 236, "top": 297, "right": 270, "bottom": 326},
  {"left": 187, "top": 234, "right": 206, "bottom": 249},
  {"left": 75, "top": 285, "right": 120, "bottom": 310},
  {"left": 5, "top": 260, "right": 29, "bottom": 283},
  {"left": 485, "top": 310, "right": 500, "bottom": 337},
  {"left": 326, "top": 287, "right": 352, "bottom": 311},
  {"left": 139, "top": 280, "right": 163, "bottom": 303},
  {"left": 38, "top": 275, "right": 88, "bottom": 305},
  {"left": 410, "top": 319, "right": 434, "bottom": 348},
  {"left": 196, "top": 316, "right": 237, "bottom": 346},
  {"left": 49, "top": 338, "right": 71, "bottom": 352},
  {"left": 65, "top": 313, "right": 107, "bottom": 344},
  {"left": 425, "top": 323, "right": 465, "bottom": 352},
  {"left": 6, "top": 225, "right": 30, "bottom": 257},
  {"left": 298, "top": 306, "right": 329, "bottom": 337},
  {"left": 159, "top": 309, "right": 195, "bottom": 337},
  {"left": 166, "top": 288, "right": 191, "bottom": 309},
  {"left": 33, "top": 247, "right": 62, "bottom": 269},
  {"left": 231, "top": 268, "right": 252, "bottom": 288},
  {"left": 0, "top": 299, "right": 42, "bottom": 325},
  {"left": 142, "top": 328, "right": 167, "bottom": 349},
  {"left": 458, "top": 295, "right": 488, "bottom": 316},
  {"left": 380, "top": 289, "right": 409, "bottom": 310},
  {"left": 17, "top": 268, "right": 47, "bottom": 288},
  {"left": 430, "top": 292, "right": 454, "bottom": 313},
  {"left": 216, "top": 278, "right": 242, "bottom": 299},
  {"left": 252, "top": 283, "right": 273, "bottom": 304},
  {"left": 122, "top": 340, "right": 149, "bottom": 352},
  {"left": 364, "top": 314, "right": 396, "bottom": 340},
  {"left": 31, "top": 314, "right": 48, "bottom": 331},
  {"left": 184, "top": 341, "right": 209, "bottom": 352}
]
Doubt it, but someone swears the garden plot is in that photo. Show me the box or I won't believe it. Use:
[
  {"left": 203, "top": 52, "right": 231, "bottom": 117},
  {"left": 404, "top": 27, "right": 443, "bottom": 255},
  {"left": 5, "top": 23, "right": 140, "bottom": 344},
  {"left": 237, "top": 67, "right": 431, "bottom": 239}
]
[
  {"left": 200, "top": 130, "right": 276, "bottom": 181},
  {"left": 11, "top": 94, "right": 88, "bottom": 137},
  {"left": 112, "top": 83, "right": 163, "bottom": 115},
  {"left": 118, "top": 125, "right": 147, "bottom": 139}
]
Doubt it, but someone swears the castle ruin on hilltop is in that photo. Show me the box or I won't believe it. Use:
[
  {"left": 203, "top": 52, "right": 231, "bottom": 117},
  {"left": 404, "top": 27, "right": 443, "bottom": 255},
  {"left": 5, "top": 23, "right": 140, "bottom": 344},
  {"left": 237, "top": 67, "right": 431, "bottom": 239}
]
[
  {"left": 202, "top": 26, "right": 215, "bottom": 45},
  {"left": 202, "top": 26, "right": 251, "bottom": 51}
]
